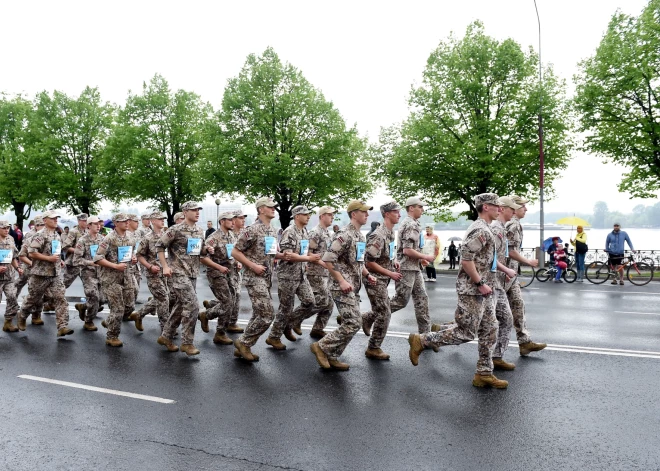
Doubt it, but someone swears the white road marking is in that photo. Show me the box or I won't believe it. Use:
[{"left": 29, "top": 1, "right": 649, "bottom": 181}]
[
  {"left": 615, "top": 311, "right": 660, "bottom": 316},
  {"left": 580, "top": 290, "right": 660, "bottom": 295},
  {"left": 17, "top": 375, "right": 176, "bottom": 404}
]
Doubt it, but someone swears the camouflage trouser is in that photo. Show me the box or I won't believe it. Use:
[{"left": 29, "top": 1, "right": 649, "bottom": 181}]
[
  {"left": 229, "top": 271, "right": 242, "bottom": 325},
  {"left": 492, "top": 288, "right": 514, "bottom": 358},
  {"left": 139, "top": 276, "right": 170, "bottom": 329},
  {"left": 237, "top": 281, "right": 273, "bottom": 348},
  {"left": 162, "top": 275, "right": 198, "bottom": 345},
  {"left": 19, "top": 275, "right": 69, "bottom": 330},
  {"left": 506, "top": 282, "right": 531, "bottom": 344},
  {"left": 103, "top": 277, "right": 135, "bottom": 340},
  {"left": 132, "top": 267, "right": 140, "bottom": 302},
  {"left": 291, "top": 275, "right": 332, "bottom": 331},
  {"left": 0, "top": 279, "right": 19, "bottom": 320},
  {"left": 15, "top": 268, "right": 29, "bottom": 298},
  {"left": 269, "top": 277, "right": 314, "bottom": 340},
  {"left": 390, "top": 270, "right": 431, "bottom": 333},
  {"left": 318, "top": 290, "right": 361, "bottom": 360},
  {"left": 362, "top": 278, "right": 391, "bottom": 350},
  {"left": 80, "top": 269, "right": 101, "bottom": 322},
  {"left": 206, "top": 275, "right": 235, "bottom": 335},
  {"left": 63, "top": 264, "right": 81, "bottom": 289},
  {"left": 421, "top": 293, "right": 498, "bottom": 375}
]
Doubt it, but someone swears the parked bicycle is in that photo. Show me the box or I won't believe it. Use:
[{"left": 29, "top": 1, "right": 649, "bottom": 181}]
[
  {"left": 585, "top": 255, "right": 654, "bottom": 286},
  {"left": 535, "top": 262, "right": 577, "bottom": 283}
]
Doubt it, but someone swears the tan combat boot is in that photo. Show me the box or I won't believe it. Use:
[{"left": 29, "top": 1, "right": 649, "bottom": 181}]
[
  {"left": 233, "top": 349, "right": 259, "bottom": 361},
  {"left": 519, "top": 341, "right": 547, "bottom": 356},
  {"left": 17, "top": 317, "right": 27, "bottom": 331},
  {"left": 310, "top": 342, "right": 330, "bottom": 369},
  {"left": 105, "top": 337, "right": 123, "bottom": 347},
  {"left": 198, "top": 311, "right": 209, "bottom": 333},
  {"left": 180, "top": 344, "right": 200, "bottom": 356},
  {"left": 157, "top": 336, "right": 179, "bottom": 352},
  {"left": 472, "top": 374, "right": 508, "bottom": 389},
  {"left": 101, "top": 319, "right": 108, "bottom": 328},
  {"left": 408, "top": 333, "right": 425, "bottom": 366},
  {"left": 31, "top": 316, "right": 44, "bottom": 326},
  {"left": 83, "top": 322, "right": 98, "bottom": 332},
  {"left": 2, "top": 319, "right": 18, "bottom": 332},
  {"left": 226, "top": 324, "right": 244, "bottom": 334},
  {"left": 43, "top": 303, "right": 54, "bottom": 312},
  {"left": 283, "top": 327, "right": 296, "bottom": 342},
  {"left": 365, "top": 348, "right": 390, "bottom": 360},
  {"left": 266, "top": 337, "right": 286, "bottom": 350},
  {"left": 233, "top": 339, "right": 255, "bottom": 361},
  {"left": 309, "top": 329, "right": 326, "bottom": 339},
  {"left": 75, "top": 303, "right": 86, "bottom": 322},
  {"left": 493, "top": 358, "right": 516, "bottom": 371},
  {"left": 202, "top": 300, "right": 211, "bottom": 309},
  {"left": 213, "top": 332, "right": 233, "bottom": 345},
  {"left": 128, "top": 312, "right": 143, "bottom": 332},
  {"left": 292, "top": 322, "right": 303, "bottom": 336},
  {"left": 328, "top": 359, "right": 350, "bottom": 371},
  {"left": 57, "top": 327, "right": 74, "bottom": 337}
]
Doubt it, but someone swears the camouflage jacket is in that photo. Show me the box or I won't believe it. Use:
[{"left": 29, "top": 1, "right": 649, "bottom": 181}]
[
  {"left": 155, "top": 223, "right": 207, "bottom": 279},
  {"left": 365, "top": 225, "right": 395, "bottom": 281},
  {"left": 306, "top": 224, "right": 331, "bottom": 277},
  {"left": 93, "top": 230, "right": 137, "bottom": 285},
  {"left": 28, "top": 228, "right": 63, "bottom": 277},
  {"left": 322, "top": 222, "right": 365, "bottom": 297},
  {"left": 277, "top": 224, "right": 308, "bottom": 281},
  {"left": 136, "top": 231, "right": 164, "bottom": 279},
  {"left": 488, "top": 219, "right": 508, "bottom": 290},
  {"left": 62, "top": 226, "right": 87, "bottom": 266},
  {"left": 396, "top": 216, "right": 423, "bottom": 271},
  {"left": 0, "top": 234, "right": 17, "bottom": 281},
  {"left": 505, "top": 217, "right": 523, "bottom": 272},
  {"left": 234, "top": 218, "right": 277, "bottom": 286},
  {"left": 205, "top": 228, "right": 237, "bottom": 279},
  {"left": 73, "top": 233, "right": 105, "bottom": 274},
  {"left": 456, "top": 218, "right": 495, "bottom": 296}
]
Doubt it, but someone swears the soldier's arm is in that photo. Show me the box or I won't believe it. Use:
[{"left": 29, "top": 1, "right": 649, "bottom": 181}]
[
  {"left": 62, "top": 231, "right": 76, "bottom": 254},
  {"left": 401, "top": 227, "right": 433, "bottom": 262},
  {"left": 73, "top": 242, "right": 91, "bottom": 267},
  {"left": 155, "top": 229, "right": 175, "bottom": 274}
]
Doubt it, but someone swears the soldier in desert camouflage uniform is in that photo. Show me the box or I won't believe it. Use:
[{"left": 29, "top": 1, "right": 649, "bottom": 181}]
[
  {"left": 16, "top": 217, "right": 48, "bottom": 323},
  {"left": 127, "top": 214, "right": 141, "bottom": 298},
  {"left": 156, "top": 201, "right": 208, "bottom": 356},
  {"left": 0, "top": 221, "right": 22, "bottom": 332},
  {"left": 225, "top": 209, "right": 248, "bottom": 333},
  {"left": 310, "top": 200, "right": 377, "bottom": 371},
  {"left": 291, "top": 205, "right": 335, "bottom": 339},
  {"left": 505, "top": 195, "right": 546, "bottom": 357},
  {"left": 18, "top": 210, "right": 72, "bottom": 337},
  {"left": 361, "top": 201, "right": 402, "bottom": 360},
  {"left": 265, "top": 205, "right": 320, "bottom": 350},
  {"left": 73, "top": 216, "right": 105, "bottom": 331},
  {"left": 408, "top": 194, "right": 516, "bottom": 389},
  {"left": 134, "top": 214, "right": 152, "bottom": 282},
  {"left": 61, "top": 213, "right": 88, "bottom": 288}
]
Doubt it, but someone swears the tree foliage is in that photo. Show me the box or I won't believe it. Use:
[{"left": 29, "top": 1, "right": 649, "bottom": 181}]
[
  {"left": 373, "top": 21, "right": 573, "bottom": 221},
  {"left": 102, "top": 74, "right": 214, "bottom": 225},
  {"left": 31, "top": 87, "right": 114, "bottom": 214},
  {"left": 574, "top": 0, "right": 660, "bottom": 198},
  {"left": 206, "top": 47, "right": 372, "bottom": 228}
]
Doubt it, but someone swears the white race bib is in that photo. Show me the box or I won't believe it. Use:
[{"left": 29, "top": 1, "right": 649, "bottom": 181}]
[
  {"left": 264, "top": 236, "right": 277, "bottom": 255},
  {"left": 118, "top": 246, "right": 133, "bottom": 263},
  {"left": 187, "top": 238, "right": 201, "bottom": 256},
  {"left": 51, "top": 240, "right": 61, "bottom": 256},
  {"left": 0, "top": 249, "right": 12, "bottom": 264},
  {"left": 300, "top": 239, "right": 309, "bottom": 256},
  {"left": 356, "top": 242, "right": 366, "bottom": 262}
]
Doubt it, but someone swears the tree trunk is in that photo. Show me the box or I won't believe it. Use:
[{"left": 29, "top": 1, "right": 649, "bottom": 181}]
[
  {"left": 278, "top": 203, "right": 292, "bottom": 229},
  {"left": 11, "top": 200, "right": 28, "bottom": 231}
]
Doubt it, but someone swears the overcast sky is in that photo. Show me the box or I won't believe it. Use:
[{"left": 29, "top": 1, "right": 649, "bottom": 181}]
[{"left": 1, "top": 0, "right": 655, "bottom": 216}]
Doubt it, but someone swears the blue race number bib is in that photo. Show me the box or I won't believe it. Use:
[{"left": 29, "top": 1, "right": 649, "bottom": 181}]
[
  {"left": 419, "top": 233, "right": 425, "bottom": 249},
  {"left": 389, "top": 241, "right": 396, "bottom": 261},
  {"left": 51, "top": 240, "right": 61, "bottom": 256},
  {"left": 90, "top": 245, "right": 99, "bottom": 259},
  {"left": 264, "top": 237, "right": 277, "bottom": 255},
  {"left": 356, "top": 242, "right": 366, "bottom": 262},
  {"left": 0, "top": 249, "right": 11, "bottom": 264},
  {"left": 187, "top": 238, "right": 201, "bottom": 256},
  {"left": 225, "top": 244, "right": 234, "bottom": 260},
  {"left": 300, "top": 239, "right": 309, "bottom": 256},
  {"left": 118, "top": 246, "right": 133, "bottom": 263}
]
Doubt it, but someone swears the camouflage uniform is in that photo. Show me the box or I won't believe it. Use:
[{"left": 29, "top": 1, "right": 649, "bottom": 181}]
[
  {"left": 235, "top": 218, "right": 277, "bottom": 348},
  {"left": 62, "top": 225, "right": 87, "bottom": 288},
  {"left": 390, "top": 216, "right": 431, "bottom": 333},
  {"left": 230, "top": 225, "right": 246, "bottom": 326},
  {"left": 94, "top": 229, "right": 136, "bottom": 339},
  {"left": 505, "top": 216, "right": 531, "bottom": 344},
  {"left": 318, "top": 223, "right": 366, "bottom": 360},
  {"left": 0, "top": 235, "right": 19, "bottom": 321},
  {"left": 204, "top": 228, "right": 238, "bottom": 336},
  {"left": 490, "top": 219, "right": 514, "bottom": 359},
  {"left": 135, "top": 222, "right": 152, "bottom": 280},
  {"left": 420, "top": 218, "right": 498, "bottom": 375},
  {"left": 291, "top": 224, "right": 333, "bottom": 330},
  {"left": 269, "top": 224, "right": 315, "bottom": 341},
  {"left": 156, "top": 222, "right": 207, "bottom": 345},
  {"left": 362, "top": 225, "right": 396, "bottom": 350},
  {"left": 136, "top": 230, "right": 170, "bottom": 329},
  {"left": 73, "top": 232, "right": 105, "bottom": 322},
  {"left": 15, "top": 229, "right": 35, "bottom": 298},
  {"left": 19, "top": 229, "right": 70, "bottom": 330}
]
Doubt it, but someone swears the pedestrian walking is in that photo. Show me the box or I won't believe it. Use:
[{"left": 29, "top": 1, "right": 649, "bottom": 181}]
[{"left": 605, "top": 223, "right": 634, "bottom": 285}]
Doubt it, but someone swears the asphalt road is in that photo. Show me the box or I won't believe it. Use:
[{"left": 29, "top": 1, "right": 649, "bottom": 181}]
[{"left": 1, "top": 272, "right": 660, "bottom": 470}]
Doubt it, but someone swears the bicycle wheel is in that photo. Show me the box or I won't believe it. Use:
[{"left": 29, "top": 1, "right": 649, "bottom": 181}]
[
  {"left": 585, "top": 261, "right": 610, "bottom": 284},
  {"left": 535, "top": 268, "right": 551, "bottom": 282},
  {"left": 563, "top": 269, "right": 577, "bottom": 283},
  {"left": 518, "top": 266, "right": 535, "bottom": 289},
  {"left": 627, "top": 262, "right": 654, "bottom": 286}
]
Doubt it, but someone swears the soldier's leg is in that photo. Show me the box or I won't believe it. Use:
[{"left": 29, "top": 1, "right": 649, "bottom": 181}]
[
  {"left": 49, "top": 277, "right": 70, "bottom": 331},
  {"left": 294, "top": 279, "right": 315, "bottom": 327},
  {"left": 493, "top": 289, "right": 514, "bottom": 359},
  {"left": 18, "top": 276, "right": 49, "bottom": 324},
  {"left": 104, "top": 282, "right": 126, "bottom": 340},
  {"left": 410, "top": 270, "right": 431, "bottom": 333},
  {"left": 367, "top": 280, "right": 391, "bottom": 351},
  {"left": 171, "top": 276, "right": 198, "bottom": 346},
  {"left": 506, "top": 283, "right": 531, "bottom": 344},
  {"left": 142, "top": 276, "right": 169, "bottom": 329},
  {"left": 228, "top": 272, "right": 241, "bottom": 326},
  {"left": 81, "top": 272, "right": 100, "bottom": 321},
  {"left": 63, "top": 265, "right": 80, "bottom": 289},
  {"left": 421, "top": 295, "right": 484, "bottom": 349},
  {"left": 475, "top": 295, "right": 498, "bottom": 375},
  {"left": 237, "top": 282, "right": 273, "bottom": 348},
  {"left": 15, "top": 271, "right": 28, "bottom": 298},
  {"left": 318, "top": 293, "right": 360, "bottom": 360},
  {"left": 389, "top": 272, "right": 414, "bottom": 314},
  {"left": 206, "top": 276, "right": 233, "bottom": 335},
  {"left": 269, "top": 280, "right": 298, "bottom": 341}
]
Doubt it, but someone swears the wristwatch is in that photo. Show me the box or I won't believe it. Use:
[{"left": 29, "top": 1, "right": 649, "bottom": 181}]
[{"left": 475, "top": 279, "right": 486, "bottom": 287}]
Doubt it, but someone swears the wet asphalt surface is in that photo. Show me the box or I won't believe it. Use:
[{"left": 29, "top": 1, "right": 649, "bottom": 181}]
[{"left": 2, "top": 272, "right": 660, "bottom": 470}]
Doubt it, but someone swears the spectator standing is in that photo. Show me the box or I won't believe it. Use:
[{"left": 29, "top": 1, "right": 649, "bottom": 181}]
[
  {"left": 205, "top": 221, "right": 215, "bottom": 239},
  {"left": 570, "top": 226, "right": 588, "bottom": 282},
  {"left": 422, "top": 225, "right": 440, "bottom": 281},
  {"left": 605, "top": 223, "right": 634, "bottom": 285},
  {"left": 448, "top": 241, "right": 458, "bottom": 269}
]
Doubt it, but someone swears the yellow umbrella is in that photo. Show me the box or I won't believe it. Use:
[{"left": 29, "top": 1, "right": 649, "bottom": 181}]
[{"left": 556, "top": 216, "right": 591, "bottom": 227}]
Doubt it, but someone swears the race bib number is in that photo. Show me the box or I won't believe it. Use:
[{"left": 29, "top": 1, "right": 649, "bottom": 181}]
[
  {"left": 187, "top": 238, "right": 201, "bottom": 256},
  {"left": 51, "top": 240, "right": 61, "bottom": 256},
  {"left": 300, "top": 239, "right": 309, "bottom": 256},
  {"left": 264, "top": 236, "right": 277, "bottom": 255},
  {"left": 118, "top": 246, "right": 133, "bottom": 263},
  {"left": 90, "top": 245, "right": 99, "bottom": 259},
  {"left": 419, "top": 233, "right": 425, "bottom": 249},
  {"left": 0, "top": 249, "right": 12, "bottom": 264},
  {"left": 389, "top": 241, "right": 396, "bottom": 261},
  {"left": 356, "top": 242, "right": 366, "bottom": 262},
  {"left": 225, "top": 244, "right": 234, "bottom": 260}
]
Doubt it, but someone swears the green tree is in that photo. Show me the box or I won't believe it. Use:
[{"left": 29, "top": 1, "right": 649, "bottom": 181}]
[
  {"left": 593, "top": 201, "right": 609, "bottom": 228},
  {"left": 373, "top": 21, "right": 573, "bottom": 221},
  {"left": 574, "top": 0, "right": 660, "bottom": 198},
  {"left": 206, "top": 47, "right": 372, "bottom": 228},
  {"left": 0, "top": 94, "right": 48, "bottom": 229},
  {"left": 102, "top": 74, "right": 214, "bottom": 225},
  {"left": 31, "top": 87, "right": 115, "bottom": 214}
]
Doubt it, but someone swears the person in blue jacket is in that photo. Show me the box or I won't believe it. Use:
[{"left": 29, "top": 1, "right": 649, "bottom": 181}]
[{"left": 605, "top": 223, "right": 635, "bottom": 285}]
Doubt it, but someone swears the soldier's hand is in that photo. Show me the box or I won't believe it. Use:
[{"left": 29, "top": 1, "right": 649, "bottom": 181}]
[
  {"left": 0, "top": 266, "right": 6, "bottom": 273},
  {"left": 252, "top": 264, "right": 267, "bottom": 276},
  {"left": 504, "top": 268, "right": 516, "bottom": 279},
  {"left": 162, "top": 267, "right": 172, "bottom": 277},
  {"left": 339, "top": 279, "right": 353, "bottom": 293},
  {"left": 425, "top": 254, "right": 435, "bottom": 263},
  {"left": 17, "top": 268, "right": 23, "bottom": 275},
  {"left": 421, "top": 260, "right": 429, "bottom": 267},
  {"left": 131, "top": 256, "right": 138, "bottom": 265},
  {"left": 282, "top": 252, "right": 292, "bottom": 261},
  {"left": 308, "top": 253, "right": 321, "bottom": 262},
  {"left": 394, "top": 261, "right": 401, "bottom": 271},
  {"left": 206, "top": 246, "right": 215, "bottom": 255},
  {"left": 366, "top": 274, "right": 377, "bottom": 285},
  {"left": 115, "top": 263, "right": 127, "bottom": 272},
  {"left": 478, "top": 284, "right": 492, "bottom": 296},
  {"left": 149, "top": 265, "right": 161, "bottom": 274},
  {"left": 236, "top": 262, "right": 243, "bottom": 270},
  {"left": 389, "top": 270, "right": 403, "bottom": 281},
  {"left": 527, "top": 259, "right": 539, "bottom": 268},
  {"left": 219, "top": 266, "right": 229, "bottom": 274},
  {"left": 48, "top": 255, "right": 60, "bottom": 263}
]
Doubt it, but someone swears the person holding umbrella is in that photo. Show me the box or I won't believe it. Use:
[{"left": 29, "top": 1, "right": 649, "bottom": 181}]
[
  {"left": 570, "top": 226, "right": 588, "bottom": 282},
  {"left": 448, "top": 240, "right": 459, "bottom": 269}
]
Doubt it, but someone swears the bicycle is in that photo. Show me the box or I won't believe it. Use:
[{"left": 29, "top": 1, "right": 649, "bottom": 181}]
[
  {"left": 535, "top": 262, "right": 577, "bottom": 283},
  {"left": 585, "top": 254, "right": 654, "bottom": 286}
]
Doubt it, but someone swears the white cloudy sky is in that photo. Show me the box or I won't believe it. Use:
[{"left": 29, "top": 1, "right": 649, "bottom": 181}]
[{"left": 1, "top": 0, "right": 655, "bottom": 216}]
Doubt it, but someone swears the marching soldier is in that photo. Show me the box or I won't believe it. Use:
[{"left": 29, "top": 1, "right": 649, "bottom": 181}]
[
  {"left": 225, "top": 209, "right": 248, "bottom": 334},
  {"left": 0, "top": 220, "right": 22, "bottom": 332},
  {"left": 62, "top": 213, "right": 88, "bottom": 288},
  {"left": 73, "top": 216, "right": 105, "bottom": 331},
  {"left": 15, "top": 217, "right": 46, "bottom": 323}
]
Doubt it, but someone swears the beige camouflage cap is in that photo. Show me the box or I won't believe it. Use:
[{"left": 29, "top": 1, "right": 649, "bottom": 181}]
[
  {"left": 292, "top": 205, "right": 312, "bottom": 216},
  {"left": 181, "top": 201, "right": 203, "bottom": 211},
  {"left": 33, "top": 216, "right": 44, "bottom": 226},
  {"left": 317, "top": 206, "right": 335, "bottom": 216},
  {"left": 0, "top": 220, "right": 10, "bottom": 228},
  {"left": 232, "top": 209, "right": 246, "bottom": 218},
  {"left": 173, "top": 212, "right": 184, "bottom": 221},
  {"left": 218, "top": 211, "right": 235, "bottom": 221},
  {"left": 255, "top": 197, "right": 277, "bottom": 209},
  {"left": 76, "top": 213, "right": 88, "bottom": 221},
  {"left": 127, "top": 213, "right": 139, "bottom": 222},
  {"left": 42, "top": 210, "right": 61, "bottom": 219},
  {"left": 380, "top": 201, "right": 401, "bottom": 213},
  {"left": 474, "top": 193, "right": 501, "bottom": 206},
  {"left": 404, "top": 196, "right": 426, "bottom": 207},
  {"left": 141, "top": 214, "right": 151, "bottom": 220},
  {"left": 510, "top": 195, "right": 529, "bottom": 205},
  {"left": 112, "top": 213, "right": 129, "bottom": 223},
  {"left": 87, "top": 216, "right": 101, "bottom": 224},
  {"left": 150, "top": 211, "right": 167, "bottom": 219},
  {"left": 346, "top": 200, "right": 373, "bottom": 212},
  {"left": 497, "top": 196, "right": 521, "bottom": 210}
]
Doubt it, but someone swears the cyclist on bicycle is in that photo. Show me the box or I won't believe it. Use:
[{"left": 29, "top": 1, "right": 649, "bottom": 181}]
[{"left": 604, "top": 223, "right": 635, "bottom": 285}]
